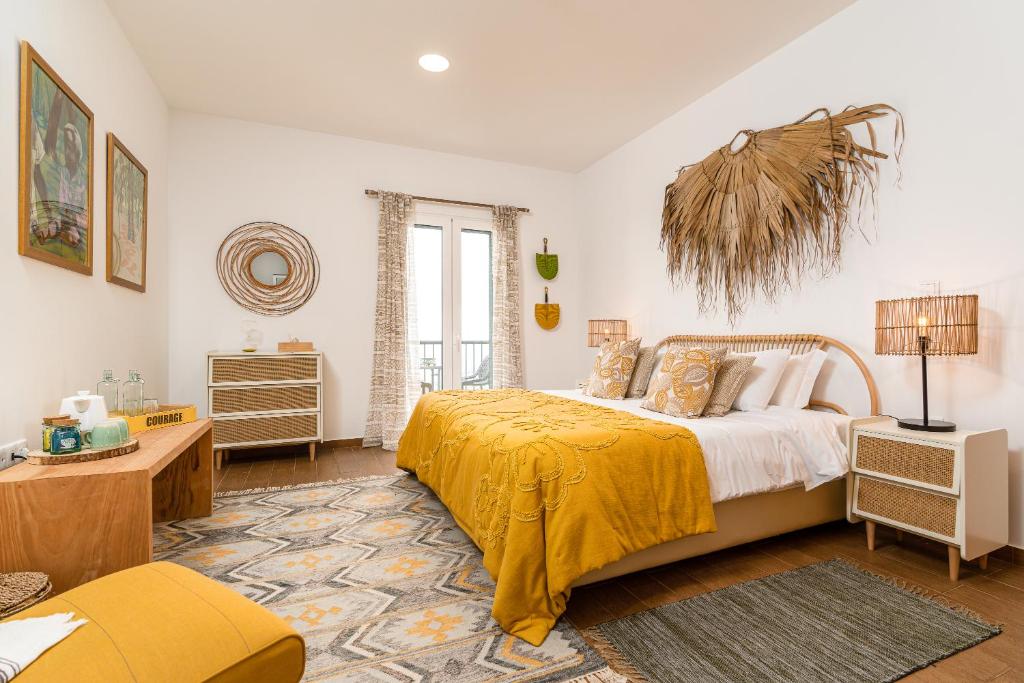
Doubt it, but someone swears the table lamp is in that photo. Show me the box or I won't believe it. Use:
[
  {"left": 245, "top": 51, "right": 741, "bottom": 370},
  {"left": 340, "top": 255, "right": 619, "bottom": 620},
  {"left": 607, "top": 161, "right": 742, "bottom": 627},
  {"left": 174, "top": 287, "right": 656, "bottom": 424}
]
[
  {"left": 874, "top": 294, "right": 978, "bottom": 432},
  {"left": 587, "top": 320, "right": 628, "bottom": 347}
]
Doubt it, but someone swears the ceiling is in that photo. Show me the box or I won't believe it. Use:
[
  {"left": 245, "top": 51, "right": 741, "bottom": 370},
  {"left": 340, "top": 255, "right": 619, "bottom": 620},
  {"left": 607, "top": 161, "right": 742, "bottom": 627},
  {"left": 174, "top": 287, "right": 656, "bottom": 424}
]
[{"left": 106, "top": 0, "right": 853, "bottom": 171}]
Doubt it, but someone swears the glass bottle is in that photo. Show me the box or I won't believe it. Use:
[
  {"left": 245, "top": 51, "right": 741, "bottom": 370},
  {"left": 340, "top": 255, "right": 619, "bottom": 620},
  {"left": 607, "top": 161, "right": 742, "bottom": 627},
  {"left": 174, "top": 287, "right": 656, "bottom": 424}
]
[
  {"left": 97, "top": 369, "right": 120, "bottom": 414},
  {"left": 123, "top": 370, "right": 145, "bottom": 417}
]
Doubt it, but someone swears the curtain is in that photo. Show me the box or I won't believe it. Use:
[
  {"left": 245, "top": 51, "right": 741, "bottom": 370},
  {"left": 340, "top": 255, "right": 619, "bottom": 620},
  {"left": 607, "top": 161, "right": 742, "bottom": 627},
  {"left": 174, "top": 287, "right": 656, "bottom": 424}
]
[
  {"left": 491, "top": 205, "right": 523, "bottom": 388},
  {"left": 364, "top": 191, "right": 419, "bottom": 450}
]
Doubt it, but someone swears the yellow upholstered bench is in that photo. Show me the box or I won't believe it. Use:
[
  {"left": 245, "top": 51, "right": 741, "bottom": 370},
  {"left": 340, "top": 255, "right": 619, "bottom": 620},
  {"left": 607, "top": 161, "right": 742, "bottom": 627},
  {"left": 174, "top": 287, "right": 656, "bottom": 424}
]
[{"left": 1, "top": 562, "right": 304, "bottom": 682}]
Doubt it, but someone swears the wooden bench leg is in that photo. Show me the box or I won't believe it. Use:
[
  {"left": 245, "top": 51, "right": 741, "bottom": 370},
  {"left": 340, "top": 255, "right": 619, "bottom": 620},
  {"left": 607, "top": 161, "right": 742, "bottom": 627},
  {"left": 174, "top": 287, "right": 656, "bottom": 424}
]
[
  {"left": 948, "top": 545, "right": 961, "bottom": 582},
  {"left": 865, "top": 520, "right": 876, "bottom": 551},
  {"left": 308, "top": 441, "right": 316, "bottom": 463}
]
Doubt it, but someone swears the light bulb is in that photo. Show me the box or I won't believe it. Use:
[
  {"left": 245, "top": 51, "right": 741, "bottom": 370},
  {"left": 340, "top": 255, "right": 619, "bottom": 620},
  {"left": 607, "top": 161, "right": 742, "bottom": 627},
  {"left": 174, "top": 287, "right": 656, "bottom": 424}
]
[{"left": 418, "top": 54, "right": 450, "bottom": 72}]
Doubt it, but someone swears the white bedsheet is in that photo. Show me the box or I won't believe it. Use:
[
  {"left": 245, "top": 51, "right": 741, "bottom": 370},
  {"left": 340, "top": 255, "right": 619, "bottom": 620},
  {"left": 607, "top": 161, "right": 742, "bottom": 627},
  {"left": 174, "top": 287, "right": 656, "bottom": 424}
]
[{"left": 541, "top": 389, "right": 851, "bottom": 504}]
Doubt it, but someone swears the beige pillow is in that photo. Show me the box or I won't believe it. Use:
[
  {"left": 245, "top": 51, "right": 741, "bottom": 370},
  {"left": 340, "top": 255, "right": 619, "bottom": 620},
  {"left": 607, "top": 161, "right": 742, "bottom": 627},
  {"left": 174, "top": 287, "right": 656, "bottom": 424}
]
[
  {"left": 583, "top": 338, "right": 642, "bottom": 400},
  {"left": 702, "top": 353, "right": 755, "bottom": 416},
  {"left": 642, "top": 346, "right": 726, "bottom": 418},
  {"left": 626, "top": 346, "right": 659, "bottom": 398}
]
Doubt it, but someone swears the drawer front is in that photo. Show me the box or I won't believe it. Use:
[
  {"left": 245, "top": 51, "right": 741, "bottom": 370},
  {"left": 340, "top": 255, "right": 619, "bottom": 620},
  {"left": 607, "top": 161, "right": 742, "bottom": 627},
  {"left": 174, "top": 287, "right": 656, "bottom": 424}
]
[
  {"left": 854, "top": 434, "right": 956, "bottom": 491},
  {"left": 855, "top": 476, "right": 958, "bottom": 540},
  {"left": 211, "top": 384, "right": 319, "bottom": 416},
  {"left": 210, "top": 356, "right": 318, "bottom": 384},
  {"left": 213, "top": 412, "right": 319, "bottom": 447}
]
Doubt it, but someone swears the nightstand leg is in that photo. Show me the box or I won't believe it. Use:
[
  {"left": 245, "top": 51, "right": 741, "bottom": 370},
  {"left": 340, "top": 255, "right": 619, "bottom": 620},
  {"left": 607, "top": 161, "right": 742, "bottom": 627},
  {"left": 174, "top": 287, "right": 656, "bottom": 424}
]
[
  {"left": 214, "top": 450, "right": 222, "bottom": 470},
  {"left": 978, "top": 554, "right": 988, "bottom": 570},
  {"left": 308, "top": 442, "right": 316, "bottom": 463},
  {"left": 865, "top": 520, "right": 876, "bottom": 551},
  {"left": 895, "top": 529, "right": 904, "bottom": 542},
  {"left": 948, "top": 546, "right": 961, "bottom": 582}
]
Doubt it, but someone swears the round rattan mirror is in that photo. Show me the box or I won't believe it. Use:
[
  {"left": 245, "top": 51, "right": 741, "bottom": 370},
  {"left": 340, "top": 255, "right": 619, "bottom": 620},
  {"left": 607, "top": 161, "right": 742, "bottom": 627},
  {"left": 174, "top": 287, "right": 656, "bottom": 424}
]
[{"left": 217, "top": 222, "right": 319, "bottom": 315}]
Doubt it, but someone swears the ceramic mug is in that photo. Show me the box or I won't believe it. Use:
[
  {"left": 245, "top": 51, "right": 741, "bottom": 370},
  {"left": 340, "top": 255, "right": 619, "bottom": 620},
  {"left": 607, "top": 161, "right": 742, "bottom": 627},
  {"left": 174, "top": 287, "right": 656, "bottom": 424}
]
[{"left": 85, "top": 418, "right": 128, "bottom": 449}]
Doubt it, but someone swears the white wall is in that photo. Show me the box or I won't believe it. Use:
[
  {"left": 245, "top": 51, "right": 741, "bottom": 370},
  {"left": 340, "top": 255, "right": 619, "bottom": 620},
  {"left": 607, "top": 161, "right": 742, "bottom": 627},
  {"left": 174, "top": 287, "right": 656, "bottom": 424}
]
[
  {"left": 0, "top": 0, "right": 169, "bottom": 448},
  {"left": 167, "top": 112, "right": 580, "bottom": 440},
  {"left": 576, "top": 0, "right": 1024, "bottom": 546}
]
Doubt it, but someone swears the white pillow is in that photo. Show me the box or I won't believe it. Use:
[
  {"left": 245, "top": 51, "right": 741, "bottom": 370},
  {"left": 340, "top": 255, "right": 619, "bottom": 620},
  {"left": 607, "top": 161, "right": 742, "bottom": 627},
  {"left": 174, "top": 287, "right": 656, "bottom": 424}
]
[
  {"left": 771, "top": 349, "right": 827, "bottom": 408},
  {"left": 731, "top": 349, "right": 791, "bottom": 411}
]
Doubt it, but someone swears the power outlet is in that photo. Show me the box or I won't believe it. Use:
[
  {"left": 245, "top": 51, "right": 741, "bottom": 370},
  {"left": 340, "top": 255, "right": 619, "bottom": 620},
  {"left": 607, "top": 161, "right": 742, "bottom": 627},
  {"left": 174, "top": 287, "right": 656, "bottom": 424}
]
[{"left": 0, "top": 439, "right": 28, "bottom": 471}]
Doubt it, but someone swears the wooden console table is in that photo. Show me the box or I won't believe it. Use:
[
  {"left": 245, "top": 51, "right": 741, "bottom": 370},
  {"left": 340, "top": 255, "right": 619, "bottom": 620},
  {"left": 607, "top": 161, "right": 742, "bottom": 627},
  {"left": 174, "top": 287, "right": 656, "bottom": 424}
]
[{"left": 0, "top": 420, "right": 213, "bottom": 593}]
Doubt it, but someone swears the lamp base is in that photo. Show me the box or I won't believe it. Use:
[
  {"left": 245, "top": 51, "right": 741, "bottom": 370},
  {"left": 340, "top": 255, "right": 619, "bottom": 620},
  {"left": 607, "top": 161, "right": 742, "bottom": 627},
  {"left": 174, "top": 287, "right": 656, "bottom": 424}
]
[{"left": 897, "top": 417, "right": 956, "bottom": 433}]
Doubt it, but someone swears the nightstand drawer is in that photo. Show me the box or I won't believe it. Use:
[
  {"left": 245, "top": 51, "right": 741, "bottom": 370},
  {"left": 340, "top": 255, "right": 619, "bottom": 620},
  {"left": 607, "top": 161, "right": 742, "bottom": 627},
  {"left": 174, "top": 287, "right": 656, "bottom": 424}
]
[
  {"left": 854, "top": 433, "right": 957, "bottom": 493},
  {"left": 854, "top": 476, "right": 958, "bottom": 540}
]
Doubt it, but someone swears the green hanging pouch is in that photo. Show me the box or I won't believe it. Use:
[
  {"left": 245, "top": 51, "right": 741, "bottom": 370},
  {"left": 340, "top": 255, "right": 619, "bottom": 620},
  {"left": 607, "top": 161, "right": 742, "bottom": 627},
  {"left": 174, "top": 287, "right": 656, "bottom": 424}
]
[{"left": 535, "top": 238, "right": 559, "bottom": 280}]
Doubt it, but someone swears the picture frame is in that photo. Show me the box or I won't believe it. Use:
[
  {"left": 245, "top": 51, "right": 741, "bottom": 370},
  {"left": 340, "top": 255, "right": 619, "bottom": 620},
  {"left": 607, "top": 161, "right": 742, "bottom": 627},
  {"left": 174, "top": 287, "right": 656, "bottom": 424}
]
[
  {"left": 18, "top": 41, "right": 94, "bottom": 275},
  {"left": 106, "top": 133, "right": 148, "bottom": 292}
]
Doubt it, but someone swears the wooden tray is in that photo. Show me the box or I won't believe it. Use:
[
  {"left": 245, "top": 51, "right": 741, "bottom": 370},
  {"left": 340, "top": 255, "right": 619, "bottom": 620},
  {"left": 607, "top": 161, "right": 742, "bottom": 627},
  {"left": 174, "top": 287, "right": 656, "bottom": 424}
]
[{"left": 27, "top": 439, "right": 139, "bottom": 465}]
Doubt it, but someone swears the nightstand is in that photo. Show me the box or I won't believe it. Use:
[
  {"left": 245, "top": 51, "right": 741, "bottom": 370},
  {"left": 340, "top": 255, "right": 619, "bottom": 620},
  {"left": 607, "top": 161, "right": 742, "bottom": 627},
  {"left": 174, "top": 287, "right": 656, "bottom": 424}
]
[{"left": 846, "top": 417, "right": 1008, "bottom": 581}]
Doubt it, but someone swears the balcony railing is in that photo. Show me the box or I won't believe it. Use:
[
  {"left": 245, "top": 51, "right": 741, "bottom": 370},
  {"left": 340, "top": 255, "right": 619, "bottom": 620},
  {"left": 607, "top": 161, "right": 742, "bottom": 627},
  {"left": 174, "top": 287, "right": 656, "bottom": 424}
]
[{"left": 417, "top": 340, "right": 491, "bottom": 392}]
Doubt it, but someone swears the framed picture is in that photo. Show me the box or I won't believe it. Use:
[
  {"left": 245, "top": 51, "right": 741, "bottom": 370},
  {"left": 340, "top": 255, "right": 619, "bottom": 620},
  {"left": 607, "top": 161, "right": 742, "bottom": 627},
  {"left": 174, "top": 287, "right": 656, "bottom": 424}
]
[
  {"left": 18, "top": 41, "right": 94, "bottom": 275},
  {"left": 106, "top": 133, "right": 148, "bottom": 292}
]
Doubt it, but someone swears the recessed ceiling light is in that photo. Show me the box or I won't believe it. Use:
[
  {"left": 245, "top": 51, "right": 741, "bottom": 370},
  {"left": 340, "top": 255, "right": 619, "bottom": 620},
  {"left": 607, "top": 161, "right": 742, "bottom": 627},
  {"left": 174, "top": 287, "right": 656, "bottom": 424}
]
[{"left": 418, "top": 54, "right": 450, "bottom": 73}]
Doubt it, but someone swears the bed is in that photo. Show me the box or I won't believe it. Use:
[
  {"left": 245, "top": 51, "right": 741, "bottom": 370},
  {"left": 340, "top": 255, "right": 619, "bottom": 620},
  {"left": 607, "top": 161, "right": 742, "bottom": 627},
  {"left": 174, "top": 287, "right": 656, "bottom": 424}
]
[{"left": 396, "top": 334, "right": 879, "bottom": 645}]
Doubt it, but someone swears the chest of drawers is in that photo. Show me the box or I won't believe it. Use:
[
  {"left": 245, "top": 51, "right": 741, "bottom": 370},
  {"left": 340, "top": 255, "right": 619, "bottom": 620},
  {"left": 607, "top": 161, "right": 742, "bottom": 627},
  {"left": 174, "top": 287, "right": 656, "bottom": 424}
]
[
  {"left": 847, "top": 418, "right": 1007, "bottom": 580},
  {"left": 207, "top": 351, "right": 323, "bottom": 468}
]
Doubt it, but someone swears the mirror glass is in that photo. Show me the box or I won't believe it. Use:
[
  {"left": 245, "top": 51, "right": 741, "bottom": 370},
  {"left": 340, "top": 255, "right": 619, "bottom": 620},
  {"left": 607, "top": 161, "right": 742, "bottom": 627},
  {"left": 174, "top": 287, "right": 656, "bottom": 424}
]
[{"left": 250, "top": 250, "right": 289, "bottom": 287}]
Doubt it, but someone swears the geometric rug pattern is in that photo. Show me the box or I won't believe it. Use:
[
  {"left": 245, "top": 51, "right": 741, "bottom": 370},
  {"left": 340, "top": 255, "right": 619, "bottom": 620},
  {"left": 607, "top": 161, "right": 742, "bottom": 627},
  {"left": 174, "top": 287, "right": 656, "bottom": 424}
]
[{"left": 155, "top": 474, "right": 620, "bottom": 682}]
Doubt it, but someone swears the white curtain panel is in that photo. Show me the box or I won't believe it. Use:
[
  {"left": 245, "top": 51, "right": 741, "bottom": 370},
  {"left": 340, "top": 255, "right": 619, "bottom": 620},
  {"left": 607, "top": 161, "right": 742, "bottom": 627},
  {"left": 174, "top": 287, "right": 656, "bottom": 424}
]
[
  {"left": 491, "top": 205, "right": 523, "bottom": 388},
  {"left": 363, "top": 191, "right": 420, "bottom": 450}
]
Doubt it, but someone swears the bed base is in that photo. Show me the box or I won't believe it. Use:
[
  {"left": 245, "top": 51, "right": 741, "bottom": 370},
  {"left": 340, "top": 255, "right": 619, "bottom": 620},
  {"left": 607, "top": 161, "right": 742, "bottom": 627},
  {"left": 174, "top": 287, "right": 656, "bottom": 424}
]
[{"left": 573, "top": 479, "right": 846, "bottom": 586}]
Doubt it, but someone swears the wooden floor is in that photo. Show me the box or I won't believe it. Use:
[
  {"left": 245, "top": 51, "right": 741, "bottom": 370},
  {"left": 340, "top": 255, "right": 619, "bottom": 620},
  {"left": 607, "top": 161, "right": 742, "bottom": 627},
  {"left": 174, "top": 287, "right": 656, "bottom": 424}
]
[
  {"left": 217, "top": 447, "right": 1024, "bottom": 682},
  {"left": 214, "top": 443, "right": 403, "bottom": 492}
]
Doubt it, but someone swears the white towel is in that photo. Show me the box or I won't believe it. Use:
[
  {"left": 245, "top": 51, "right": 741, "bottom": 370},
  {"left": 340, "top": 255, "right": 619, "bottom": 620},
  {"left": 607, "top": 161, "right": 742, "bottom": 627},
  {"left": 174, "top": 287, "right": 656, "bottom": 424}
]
[{"left": 0, "top": 612, "right": 87, "bottom": 682}]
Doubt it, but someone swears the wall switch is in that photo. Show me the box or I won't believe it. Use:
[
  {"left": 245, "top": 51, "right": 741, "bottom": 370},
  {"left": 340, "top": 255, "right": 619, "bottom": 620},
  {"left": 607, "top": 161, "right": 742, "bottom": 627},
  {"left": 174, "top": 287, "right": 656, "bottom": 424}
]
[{"left": 0, "top": 439, "right": 27, "bottom": 471}]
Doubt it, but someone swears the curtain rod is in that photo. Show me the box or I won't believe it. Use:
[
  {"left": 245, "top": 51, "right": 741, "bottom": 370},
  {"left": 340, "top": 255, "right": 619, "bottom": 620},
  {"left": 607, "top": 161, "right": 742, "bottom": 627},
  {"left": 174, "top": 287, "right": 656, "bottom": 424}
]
[{"left": 363, "top": 189, "right": 529, "bottom": 213}]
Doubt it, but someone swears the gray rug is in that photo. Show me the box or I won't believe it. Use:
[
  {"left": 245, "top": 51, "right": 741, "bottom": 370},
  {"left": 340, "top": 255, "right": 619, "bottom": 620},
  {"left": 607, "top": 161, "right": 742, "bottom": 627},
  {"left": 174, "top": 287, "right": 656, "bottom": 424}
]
[{"left": 590, "top": 559, "right": 1000, "bottom": 683}]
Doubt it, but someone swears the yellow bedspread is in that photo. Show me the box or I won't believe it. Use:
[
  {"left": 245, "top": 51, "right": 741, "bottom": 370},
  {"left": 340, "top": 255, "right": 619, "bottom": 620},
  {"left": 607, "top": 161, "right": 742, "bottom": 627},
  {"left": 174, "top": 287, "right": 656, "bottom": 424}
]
[{"left": 395, "top": 389, "right": 715, "bottom": 646}]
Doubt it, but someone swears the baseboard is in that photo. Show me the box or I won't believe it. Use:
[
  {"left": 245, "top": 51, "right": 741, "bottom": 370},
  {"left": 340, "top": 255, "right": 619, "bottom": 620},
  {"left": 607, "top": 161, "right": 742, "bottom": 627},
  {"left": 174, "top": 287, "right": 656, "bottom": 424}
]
[{"left": 324, "top": 438, "right": 362, "bottom": 448}]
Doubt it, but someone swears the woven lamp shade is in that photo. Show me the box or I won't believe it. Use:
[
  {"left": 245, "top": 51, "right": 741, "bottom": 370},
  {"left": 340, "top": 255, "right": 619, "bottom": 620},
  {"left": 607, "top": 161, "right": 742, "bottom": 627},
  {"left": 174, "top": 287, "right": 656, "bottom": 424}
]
[
  {"left": 587, "top": 320, "right": 628, "bottom": 347},
  {"left": 875, "top": 295, "right": 978, "bottom": 356}
]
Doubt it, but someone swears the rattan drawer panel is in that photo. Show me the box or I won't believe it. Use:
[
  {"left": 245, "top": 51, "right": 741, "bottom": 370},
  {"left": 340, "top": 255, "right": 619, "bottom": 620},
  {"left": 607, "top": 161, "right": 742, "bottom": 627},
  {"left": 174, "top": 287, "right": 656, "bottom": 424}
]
[
  {"left": 211, "top": 385, "right": 318, "bottom": 415},
  {"left": 856, "top": 435, "right": 955, "bottom": 488},
  {"left": 210, "top": 356, "right": 318, "bottom": 384},
  {"left": 213, "top": 413, "right": 318, "bottom": 446},
  {"left": 856, "top": 476, "right": 957, "bottom": 538}
]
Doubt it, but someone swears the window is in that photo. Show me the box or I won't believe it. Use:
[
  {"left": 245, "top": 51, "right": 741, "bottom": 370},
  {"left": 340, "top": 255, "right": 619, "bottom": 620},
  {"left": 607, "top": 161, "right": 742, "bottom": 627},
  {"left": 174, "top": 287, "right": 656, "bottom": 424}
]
[{"left": 411, "top": 210, "right": 493, "bottom": 392}]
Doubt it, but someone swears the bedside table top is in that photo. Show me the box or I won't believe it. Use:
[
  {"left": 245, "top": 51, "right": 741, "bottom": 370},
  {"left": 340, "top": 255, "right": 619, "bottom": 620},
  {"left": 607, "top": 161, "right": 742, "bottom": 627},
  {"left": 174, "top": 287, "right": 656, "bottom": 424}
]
[{"left": 854, "top": 417, "right": 1001, "bottom": 444}]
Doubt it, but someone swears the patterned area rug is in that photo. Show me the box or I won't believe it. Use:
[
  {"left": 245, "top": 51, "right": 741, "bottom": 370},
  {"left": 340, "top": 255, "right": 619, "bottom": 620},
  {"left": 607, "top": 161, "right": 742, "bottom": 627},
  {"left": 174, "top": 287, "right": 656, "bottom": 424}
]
[
  {"left": 155, "top": 475, "right": 621, "bottom": 682},
  {"left": 587, "top": 559, "right": 1001, "bottom": 683}
]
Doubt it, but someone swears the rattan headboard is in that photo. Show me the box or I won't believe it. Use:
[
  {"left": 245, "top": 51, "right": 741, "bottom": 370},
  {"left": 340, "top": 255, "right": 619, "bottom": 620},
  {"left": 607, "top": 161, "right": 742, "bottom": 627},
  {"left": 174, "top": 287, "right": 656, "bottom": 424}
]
[{"left": 652, "top": 334, "right": 879, "bottom": 416}]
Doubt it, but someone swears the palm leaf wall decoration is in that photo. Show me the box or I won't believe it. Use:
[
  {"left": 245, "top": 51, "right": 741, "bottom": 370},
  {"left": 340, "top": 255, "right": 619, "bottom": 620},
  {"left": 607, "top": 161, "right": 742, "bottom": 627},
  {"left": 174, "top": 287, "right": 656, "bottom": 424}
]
[{"left": 661, "top": 103, "right": 904, "bottom": 323}]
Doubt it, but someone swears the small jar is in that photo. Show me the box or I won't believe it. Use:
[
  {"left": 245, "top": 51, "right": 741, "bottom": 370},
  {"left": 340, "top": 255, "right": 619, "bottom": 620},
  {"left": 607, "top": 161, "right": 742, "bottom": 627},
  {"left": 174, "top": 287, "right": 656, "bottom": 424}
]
[
  {"left": 41, "top": 415, "right": 70, "bottom": 452},
  {"left": 49, "top": 419, "right": 82, "bottom": 455}
]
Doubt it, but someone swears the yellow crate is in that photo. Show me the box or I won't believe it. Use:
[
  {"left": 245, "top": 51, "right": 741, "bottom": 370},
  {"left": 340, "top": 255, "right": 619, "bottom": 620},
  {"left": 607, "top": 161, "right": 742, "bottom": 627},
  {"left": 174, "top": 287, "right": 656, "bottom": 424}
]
[{"left": 113, "top": 404, "right": 198, "bottom": 435}]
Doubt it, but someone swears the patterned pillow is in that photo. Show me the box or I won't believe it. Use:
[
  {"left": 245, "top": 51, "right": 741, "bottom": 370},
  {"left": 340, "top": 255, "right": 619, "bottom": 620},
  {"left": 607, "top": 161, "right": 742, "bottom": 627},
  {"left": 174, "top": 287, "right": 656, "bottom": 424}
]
[
  {"left": 626, "top": 346, "right": 659, "bottom": 398},
  {"left": 702, "top": 353, "right": 755, "bottom": 416},
  {"left": 584, "top": 338, "right": 642, "bottom": 400},
  {"left": 642, "top": 346, "right": 726, "bottom": 418}
]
